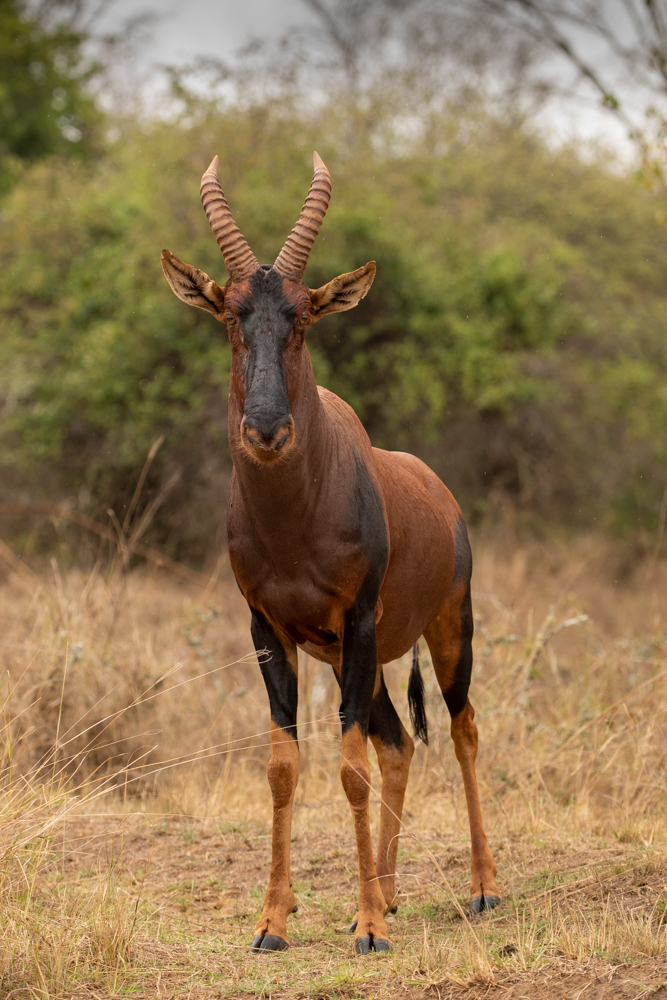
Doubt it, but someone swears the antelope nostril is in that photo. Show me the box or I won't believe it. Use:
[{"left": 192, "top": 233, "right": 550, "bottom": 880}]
[{"left": 241, "top": 416, "right": 293, "bottom": 453}]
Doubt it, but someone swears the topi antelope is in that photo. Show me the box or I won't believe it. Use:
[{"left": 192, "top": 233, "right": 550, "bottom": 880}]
[{"left": 161, "top": 152, "right": 500, "bottom": 955}]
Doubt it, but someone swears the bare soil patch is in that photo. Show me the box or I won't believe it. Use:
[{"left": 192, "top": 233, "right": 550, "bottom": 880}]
[{"left": 48, "top": 810, "right": 667, "bottom": 998}]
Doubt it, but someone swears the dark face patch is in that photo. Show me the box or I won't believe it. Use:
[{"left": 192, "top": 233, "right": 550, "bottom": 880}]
[{"left": 234, "top": 268, "right": 299, "bottom": 445}]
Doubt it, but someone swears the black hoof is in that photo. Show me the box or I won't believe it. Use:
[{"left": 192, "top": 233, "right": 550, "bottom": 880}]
[
  {"left": 355, "top": 935, "right": 392, "bottom": 955},
  {"left": 471, "top": 894, "right": 501, "bottom": 915},
  {"left": 250, "top": 933, "right": 289, "bottom": 952}
]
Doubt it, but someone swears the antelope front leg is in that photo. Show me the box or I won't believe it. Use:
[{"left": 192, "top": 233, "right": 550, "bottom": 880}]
[
  {"left": 340, "top": 605, "right": 391, "bottom": 955},
  {"left": 349, "top": 674, "right": 414, "bottom": 933},
  {"left": 250, "top": 610, "right": 300, "bottom": 952}
]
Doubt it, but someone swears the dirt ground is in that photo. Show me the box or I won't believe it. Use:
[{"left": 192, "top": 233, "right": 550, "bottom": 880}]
[
  {"left": 50, "top": 808, "right": 667, "bottom": 999},
  {"left": 1, "top": 534, "right": 666, "bottom": 997}
]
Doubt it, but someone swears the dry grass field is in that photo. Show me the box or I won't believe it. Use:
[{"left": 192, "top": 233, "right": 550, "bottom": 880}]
[{"left": 0, "top": 532, "right": 666, "bottom": 998}]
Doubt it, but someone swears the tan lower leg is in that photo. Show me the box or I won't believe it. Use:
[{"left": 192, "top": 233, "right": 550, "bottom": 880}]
[
  {"left": 341, "top": 724, "right": 388, "bottom": 941},
  {"left": 370, "top": 732, "right": 414, "bottom": 909},
  {"left": 255, "top": 725, "right": 300, "bottom": 940},
  {"left": 451, "top": 701, "right": 498, "bottom": 899}
]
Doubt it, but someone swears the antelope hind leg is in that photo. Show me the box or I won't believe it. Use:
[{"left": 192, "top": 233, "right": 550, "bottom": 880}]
[{"left": 424, "top": 553, "right": 500, "bottom": 914}]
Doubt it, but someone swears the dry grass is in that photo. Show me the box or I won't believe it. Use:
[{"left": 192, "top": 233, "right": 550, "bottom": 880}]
[{"left": 0, "top": 533, "right": 666, "bottom": 998}]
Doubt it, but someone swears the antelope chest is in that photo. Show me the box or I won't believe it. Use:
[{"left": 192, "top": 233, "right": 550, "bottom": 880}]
[{"left": 228, "top": 538, "right": 368, "bottom": 647}]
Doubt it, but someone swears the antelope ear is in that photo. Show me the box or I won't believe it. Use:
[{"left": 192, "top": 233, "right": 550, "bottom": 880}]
[
  {"left": 308, "top": 261, "right": 376, "bottom": 323},
  {"left": 161, "top": 249, "right": 226, "bottom": 319}
]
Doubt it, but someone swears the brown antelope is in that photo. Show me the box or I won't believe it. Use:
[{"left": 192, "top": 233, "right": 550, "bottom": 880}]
[{"left": 161, "top": 153, "right": 500, "bottom": 955}]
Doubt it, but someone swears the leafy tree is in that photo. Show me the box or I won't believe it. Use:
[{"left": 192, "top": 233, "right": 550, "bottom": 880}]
[{"left": 0, "top": 0, "right": 101, "bottom": 190}]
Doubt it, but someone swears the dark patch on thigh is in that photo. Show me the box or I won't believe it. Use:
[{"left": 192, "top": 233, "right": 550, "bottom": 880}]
[
  {"left": 442, "top": 585, "right": 474, "bottom": 719},
  {"left": 453, "top": 514, "right": 472, "bottom": 584}
]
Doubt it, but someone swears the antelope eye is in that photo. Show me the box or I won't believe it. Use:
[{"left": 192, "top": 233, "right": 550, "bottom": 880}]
[
  {"left": 300, "top": 311, "right": 309, "bottom": 325},
  {"left": 225, "top": 313, "right": 236, "bottom": 326}
]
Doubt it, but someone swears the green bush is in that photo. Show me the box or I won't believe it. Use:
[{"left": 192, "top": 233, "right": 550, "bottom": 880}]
[{"left": 0, "top": 100, "right": 666, "bottom": 558}]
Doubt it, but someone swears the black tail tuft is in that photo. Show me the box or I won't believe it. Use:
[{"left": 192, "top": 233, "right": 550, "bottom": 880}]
[{"left": 408, "top": 642, "right": 429, "bottom": 745}]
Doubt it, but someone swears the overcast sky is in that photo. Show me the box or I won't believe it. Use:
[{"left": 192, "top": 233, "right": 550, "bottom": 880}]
[
  {"left": 103, "top": 0, "right": 317, "bottom": 69},
  {"left": 97, "top": 0, "right": 634, "bottom": 154}
]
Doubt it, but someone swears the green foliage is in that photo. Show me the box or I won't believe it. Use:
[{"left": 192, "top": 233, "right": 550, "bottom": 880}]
[
  {"left": 0, "top": 97, "right": 666, "bottom": 553},
  {"left": 0, "top": 0, "right": 100, "bottom": 191}
]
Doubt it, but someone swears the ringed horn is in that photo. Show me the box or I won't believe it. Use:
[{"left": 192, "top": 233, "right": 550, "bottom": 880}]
[
  {"left": 273, "top": 151, "right": 332, "bottom": 282},
  {"left": 200, "top": 155, "right": 259, "bottom": 281}
]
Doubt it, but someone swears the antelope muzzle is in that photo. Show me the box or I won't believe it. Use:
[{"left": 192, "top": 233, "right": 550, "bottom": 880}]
[{"left": 241, "top": 412, "right": 295, "bottom": 460}]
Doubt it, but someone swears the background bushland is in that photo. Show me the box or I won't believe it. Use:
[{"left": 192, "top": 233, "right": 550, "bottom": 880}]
[{"left": 1, "top": 3, "right": 667, "bottom": 563}]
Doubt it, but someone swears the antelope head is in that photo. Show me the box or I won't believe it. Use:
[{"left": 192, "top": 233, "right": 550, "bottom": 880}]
[{"left": 161, "top": 153, "right": 375, "bottom": 463}]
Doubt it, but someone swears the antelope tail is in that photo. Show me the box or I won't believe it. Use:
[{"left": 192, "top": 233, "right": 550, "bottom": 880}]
[{"left": 408, "top": 641, "right": 429, "bottom": 745}]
